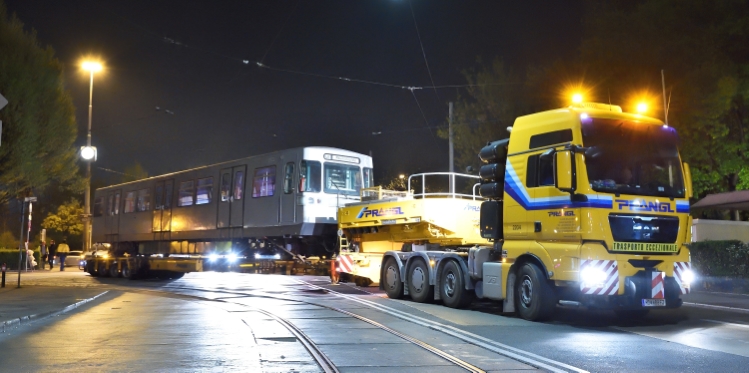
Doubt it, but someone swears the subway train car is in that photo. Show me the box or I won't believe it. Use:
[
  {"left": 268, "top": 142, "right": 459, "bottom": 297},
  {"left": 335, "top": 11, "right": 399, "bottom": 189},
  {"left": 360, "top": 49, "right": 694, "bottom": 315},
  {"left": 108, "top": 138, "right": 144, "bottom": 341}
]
[{"left": 91, "top": 147, "right": 373, "bottom": 259}]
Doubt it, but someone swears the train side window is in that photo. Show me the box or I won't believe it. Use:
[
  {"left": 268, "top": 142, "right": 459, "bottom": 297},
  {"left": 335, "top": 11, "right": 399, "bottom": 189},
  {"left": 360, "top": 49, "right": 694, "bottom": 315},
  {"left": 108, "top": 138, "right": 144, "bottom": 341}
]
[
  {"left": 107, "top": 194, "right": 114, "bottom": 215},
  {"left": 93, "top": 197, "right": 104, "bottom": 217},
  {"left": 164, "top": 181, "right": 173, "bottom": 209},
  {"left": 137, "top": 188, "right": 151, "bottom": 212},
  {"left": 155, "top": 184, "right": 164, "bottom": 210},
  {"left": 284, "top": 162, "right": 294, "bottom": 194},
  {"left": 124, "top": 191, "right": 136, "bottom": 213},
  {"left": 234, "top": 170, "right": 245, "bottom": 200},
  {"left": 299, "top": 160, "right": 321, "bottom": 192},
  {"left": 114, "top": 192, "right": 121, "bottom": 215},
  {"left": 196, "top": 177, "right": 213, "bottom": 205},
  {"left": 178, "top": 180, "right": 194, "bottom": 206},
  {"left": 253, "top": 166, "right": 276, "bottom": 197},
  {"left": 220, "top": 172, "right": 231, "bottom": 202}
]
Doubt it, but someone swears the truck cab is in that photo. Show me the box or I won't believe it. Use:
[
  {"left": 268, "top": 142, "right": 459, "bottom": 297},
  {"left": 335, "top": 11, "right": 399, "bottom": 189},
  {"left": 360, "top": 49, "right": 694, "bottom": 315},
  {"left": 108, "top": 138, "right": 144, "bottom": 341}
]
[{"left": 479, "top": 102, "right": 694, "bottom": 319}]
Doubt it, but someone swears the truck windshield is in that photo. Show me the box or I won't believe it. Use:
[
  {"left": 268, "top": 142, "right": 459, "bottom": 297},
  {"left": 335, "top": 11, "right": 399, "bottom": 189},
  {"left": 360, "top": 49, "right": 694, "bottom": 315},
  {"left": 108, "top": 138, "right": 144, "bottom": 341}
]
[
  {"left": 582, "top": 118, "right": 685, "bottom": 198},
  {"left": 324, "top": 163, "right": 362, "bottom": 196}
]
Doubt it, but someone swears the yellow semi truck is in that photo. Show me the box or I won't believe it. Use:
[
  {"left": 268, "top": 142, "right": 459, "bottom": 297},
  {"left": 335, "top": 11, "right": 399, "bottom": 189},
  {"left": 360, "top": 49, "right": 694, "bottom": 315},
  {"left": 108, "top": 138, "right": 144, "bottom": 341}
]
[{"left": 338, "top": 102, "right": 695, "bottom": 321}]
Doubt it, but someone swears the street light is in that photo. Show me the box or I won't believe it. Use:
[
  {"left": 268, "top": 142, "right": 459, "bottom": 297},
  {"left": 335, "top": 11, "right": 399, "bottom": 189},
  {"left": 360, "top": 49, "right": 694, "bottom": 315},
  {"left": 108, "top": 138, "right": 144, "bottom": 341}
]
[{"left": 81, "top": 60, "right": 103, "bottom": 254}]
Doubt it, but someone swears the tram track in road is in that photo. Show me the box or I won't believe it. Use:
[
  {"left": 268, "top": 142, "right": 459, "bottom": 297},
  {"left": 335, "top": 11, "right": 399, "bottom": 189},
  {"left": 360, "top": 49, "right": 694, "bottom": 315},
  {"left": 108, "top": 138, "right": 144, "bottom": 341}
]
[{"left": 108, "top": 282, "right": 487, "bottom": 373}]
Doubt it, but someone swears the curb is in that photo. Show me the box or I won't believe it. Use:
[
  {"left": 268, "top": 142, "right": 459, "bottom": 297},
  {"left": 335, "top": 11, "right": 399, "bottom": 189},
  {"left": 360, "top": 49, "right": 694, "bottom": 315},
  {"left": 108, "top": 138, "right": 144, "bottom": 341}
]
[{"left": 1, "top": 291, "right": 109, "bottom": 333}]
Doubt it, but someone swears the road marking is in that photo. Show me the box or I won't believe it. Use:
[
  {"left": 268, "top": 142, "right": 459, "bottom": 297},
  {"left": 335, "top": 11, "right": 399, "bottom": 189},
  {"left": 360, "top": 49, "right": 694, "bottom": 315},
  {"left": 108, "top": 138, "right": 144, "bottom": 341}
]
[
  {"left": 684, "top": 302, "right": 749, "bottom": 314},
  {"left": 297, "top": 280, "right": 588, "bottom": 373},
  {"left": 702, "top": 319, "right": 749, "bottom": 329}
]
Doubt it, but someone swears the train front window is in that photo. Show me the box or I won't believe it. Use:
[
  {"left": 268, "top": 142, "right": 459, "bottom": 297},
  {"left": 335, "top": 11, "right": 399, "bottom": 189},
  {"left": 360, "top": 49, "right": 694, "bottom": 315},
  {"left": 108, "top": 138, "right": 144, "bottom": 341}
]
[
  {"left": 363, "top": 167, "right": 374, "bottom": 188},
  {"left": 299, "top": 160, "right": 321, "bottom": 192},
  {"left": 324, "top": 163, "right": 362, "bottom": 196}
]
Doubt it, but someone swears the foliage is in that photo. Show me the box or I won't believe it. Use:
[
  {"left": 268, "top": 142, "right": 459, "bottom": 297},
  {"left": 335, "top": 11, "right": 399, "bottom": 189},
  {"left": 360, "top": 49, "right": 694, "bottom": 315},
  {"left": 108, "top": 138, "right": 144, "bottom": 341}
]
[
  {"left": 120, "top": 162, "right": 149, "bottom": 183},
  {"left": 0, "top": 248, "right": 39, "bottom": 270},
  {"left": 41, "top": 198, "right": 83, "bottom": 239},
  {"left": 437, "top": 58, "right": 526, "bottom": 171},
  {"left": 0, "top": 3, "right": 82, "bottom": 204},
  {"left": 579, "top": 0, "right": 749, "bottom": 197},
  {"left": 688, "top": 240, "right": 749, "bottom": 278},
  {"left": 0, "top": 229, "right": 18, "bottom": 249}
]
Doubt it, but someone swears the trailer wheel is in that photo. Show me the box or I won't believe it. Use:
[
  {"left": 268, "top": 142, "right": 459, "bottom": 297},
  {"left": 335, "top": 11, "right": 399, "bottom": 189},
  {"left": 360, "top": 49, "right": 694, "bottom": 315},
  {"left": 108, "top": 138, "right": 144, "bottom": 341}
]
[
  {"left": 515, "top": 263, "right": 555, "bottom": 321},
  {"left": 382, "top": 257, "right": 404, "bottom": 299},
  {"left": 408, "top": 259, "right": 434, "bottom": 303},
  {"left": 98, "top": 261, "right": 110, "bottom": 278},
  {"left": 86, "top": 261, "right": 98, "bottom": 277},
  {"left": 440, "top": 260, "right": 473, "bottom": 309},
  {"left": 109, "top": 262, "right": 121, "bottom": 278}
]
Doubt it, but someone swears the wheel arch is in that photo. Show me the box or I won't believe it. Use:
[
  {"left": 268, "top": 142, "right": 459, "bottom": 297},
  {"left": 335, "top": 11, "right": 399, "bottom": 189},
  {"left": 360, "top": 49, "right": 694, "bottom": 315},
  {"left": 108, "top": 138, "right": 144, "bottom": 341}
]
[{"left": 512, "top": 253, "right": 551, "bottom": 280}]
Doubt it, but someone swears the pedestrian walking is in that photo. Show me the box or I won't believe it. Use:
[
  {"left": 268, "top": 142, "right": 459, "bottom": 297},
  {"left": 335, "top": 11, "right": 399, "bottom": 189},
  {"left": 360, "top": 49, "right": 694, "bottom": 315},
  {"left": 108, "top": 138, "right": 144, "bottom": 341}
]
[
  {"left": 40, "top": 240, "right": 48, "bottom": 270},
  {"left": 48, "top": 239, "right": 57, "bottom": 270},
  {"left": 56, "top": 239, "right": 70, "bottom": 271}
]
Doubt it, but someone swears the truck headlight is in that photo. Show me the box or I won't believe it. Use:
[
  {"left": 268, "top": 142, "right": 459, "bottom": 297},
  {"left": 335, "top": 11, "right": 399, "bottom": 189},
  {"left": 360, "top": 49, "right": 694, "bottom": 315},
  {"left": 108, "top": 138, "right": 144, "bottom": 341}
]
[
  {"left": 681, "top": 269, "right": 695, "bottom": 284},
  {"left": 580, "top": 267, "right": 607, "bottom": 289}
]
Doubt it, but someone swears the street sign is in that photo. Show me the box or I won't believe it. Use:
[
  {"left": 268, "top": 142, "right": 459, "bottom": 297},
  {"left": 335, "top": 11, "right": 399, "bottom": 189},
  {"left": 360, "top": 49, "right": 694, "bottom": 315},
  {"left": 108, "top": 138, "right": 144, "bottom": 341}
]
[
  {"left": 0, "top": 92, "right": 7, "bottom": 110},
  {"left": 24, "top": 197, "right": 37, "bottom": 202}
]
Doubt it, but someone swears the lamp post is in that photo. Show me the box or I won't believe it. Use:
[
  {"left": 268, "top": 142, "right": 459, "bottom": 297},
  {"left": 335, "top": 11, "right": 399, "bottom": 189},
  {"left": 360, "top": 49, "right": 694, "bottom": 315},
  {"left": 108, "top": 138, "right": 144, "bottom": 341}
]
[{"left": 81, "top": 61, "right": 102, "bottom": 254}]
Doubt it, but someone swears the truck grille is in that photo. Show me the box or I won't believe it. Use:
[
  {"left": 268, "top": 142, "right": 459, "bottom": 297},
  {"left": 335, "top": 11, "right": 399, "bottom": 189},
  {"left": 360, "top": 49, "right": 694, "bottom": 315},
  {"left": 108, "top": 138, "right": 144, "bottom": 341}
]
[{"left": 608, "top": 214, "right": 679, "bottom": 243}]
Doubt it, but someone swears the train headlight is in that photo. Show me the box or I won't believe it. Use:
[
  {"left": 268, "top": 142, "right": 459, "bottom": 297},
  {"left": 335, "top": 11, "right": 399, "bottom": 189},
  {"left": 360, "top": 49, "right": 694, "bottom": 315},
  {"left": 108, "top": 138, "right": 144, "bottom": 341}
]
[
  {"left": 681, "top": 269, "right": 695, "bottom": 284},
  {"left": 208, "top": 253, "right": 219, "bottom": 262},
  {"left": 227, "top": 253, "right": 239, "bottom": 263},
  {"left": 273, "top": 254, "right": 281, "bottom": 260},
  {"left": 580, "top": 267, "right": 607, "bottom": 289}
]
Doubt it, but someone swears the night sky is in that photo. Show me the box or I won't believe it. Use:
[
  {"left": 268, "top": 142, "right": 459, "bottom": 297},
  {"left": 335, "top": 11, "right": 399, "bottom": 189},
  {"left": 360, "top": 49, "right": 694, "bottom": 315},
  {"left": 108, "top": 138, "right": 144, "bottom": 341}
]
[{"left": 5, "top": 0, "right": 582, "bottom": 183}]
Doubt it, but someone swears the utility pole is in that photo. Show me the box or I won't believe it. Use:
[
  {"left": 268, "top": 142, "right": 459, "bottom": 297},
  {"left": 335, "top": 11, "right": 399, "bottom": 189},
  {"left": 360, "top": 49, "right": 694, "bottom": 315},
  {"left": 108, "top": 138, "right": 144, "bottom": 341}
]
[
  {"left": 449, "top": 102, "right": 455, "bottom": 195},
  {"left": 17, "top": 197, "right": 36, "bottom": 287}
]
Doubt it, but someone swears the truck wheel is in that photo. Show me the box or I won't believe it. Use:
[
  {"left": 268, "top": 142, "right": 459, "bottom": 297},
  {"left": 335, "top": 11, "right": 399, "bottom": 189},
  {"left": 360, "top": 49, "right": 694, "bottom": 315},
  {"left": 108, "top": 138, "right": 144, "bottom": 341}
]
[
  {"left": 408, "top": 259, "right": 434, "bottom": 303},
  {"left": 86, "top": 261, "right": 98, "bottom": 277},
  {"left": 515, "top": 263, "right": 556, "bottom": 321},
  {"left": 382, "top": 257, "right": 404, "bottom": 299},
  {"left": 121, "top": 263, "right": 131, "bottom": 279},
  {"left": 440, "top": 260, "right": 473, "bottom": 309},
  {"left": 98, "top": 261, "right": 110, "bottom": 278},
  {"left": 109, "top": 262, "right": 121, "bottom": 278}
]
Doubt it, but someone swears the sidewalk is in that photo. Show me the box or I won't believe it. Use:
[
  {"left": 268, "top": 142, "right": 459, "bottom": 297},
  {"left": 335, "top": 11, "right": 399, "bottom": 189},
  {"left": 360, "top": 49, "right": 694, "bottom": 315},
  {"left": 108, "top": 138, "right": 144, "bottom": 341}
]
[{"left": 0, "top": 269, "right": 107, "bottom": 332}]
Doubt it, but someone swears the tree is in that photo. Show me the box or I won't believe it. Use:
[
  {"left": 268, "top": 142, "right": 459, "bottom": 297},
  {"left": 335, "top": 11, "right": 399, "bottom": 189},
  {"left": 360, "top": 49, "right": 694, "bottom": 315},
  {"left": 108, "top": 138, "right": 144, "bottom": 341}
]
[
  {"left": 41, "top": 198, "right": 83, "bottom": 248},
  {"left": 579, "top": 0, "right": 749, "bottom": 197},
  {"left": 120, "top": 162, "right": 149, "bottom": 183},
  {"left": 0, "top": 3, "right": 81, "bottom": 204},
  {"left": 437, "top": 58, "right": 527, "bottom": 172}
]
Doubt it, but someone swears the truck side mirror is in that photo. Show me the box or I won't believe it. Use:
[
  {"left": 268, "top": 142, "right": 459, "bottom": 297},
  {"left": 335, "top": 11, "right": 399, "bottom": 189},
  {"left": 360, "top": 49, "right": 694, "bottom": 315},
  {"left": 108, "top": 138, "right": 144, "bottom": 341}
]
[{"left": 554, "top": 150, "right": 576, "bottom": 193}]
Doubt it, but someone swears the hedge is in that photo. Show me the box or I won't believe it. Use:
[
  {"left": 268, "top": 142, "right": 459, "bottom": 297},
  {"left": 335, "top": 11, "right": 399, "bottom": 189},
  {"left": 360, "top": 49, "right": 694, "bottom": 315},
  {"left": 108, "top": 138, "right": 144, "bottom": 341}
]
[
  {"left": 0, "top": 248, "right": 41, "bottom": 270},
  {"left": 687, "top": 240, "right": 749, "bottom": 278}
]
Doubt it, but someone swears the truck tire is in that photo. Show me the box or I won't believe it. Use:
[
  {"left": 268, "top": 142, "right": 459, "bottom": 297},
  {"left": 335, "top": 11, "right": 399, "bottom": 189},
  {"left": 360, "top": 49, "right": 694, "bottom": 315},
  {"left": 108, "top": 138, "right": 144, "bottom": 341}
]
[
  {"left": 408, "top": 259, "right": 434, "bottom": 303},
  {"left": 86, "top": 261, "right": 98, "bottom": 277},
  {"left": 440, "top": 260, "right": 473, "bottom": 309},
  {"left": 98, "top": 261, "right": 110, "bottom": 278},
  {"left": 382, "top": 257, "right": 404, "bottom": 299},
  {"left": 121, "top": 262, "right": 131, "bottom": 279},
  {"left": 109, "top": 262, "right": 121, "bottom": 278},
  {"left": 515, "top": 263, "right": 555, "bottom": 321}
]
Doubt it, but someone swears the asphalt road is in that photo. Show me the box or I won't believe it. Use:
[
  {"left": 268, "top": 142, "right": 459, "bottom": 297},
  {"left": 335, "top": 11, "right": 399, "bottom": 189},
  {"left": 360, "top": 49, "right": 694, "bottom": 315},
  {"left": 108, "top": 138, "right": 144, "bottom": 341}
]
[{"left": 2, "top": 270, "right": 748, "bottom": 372}]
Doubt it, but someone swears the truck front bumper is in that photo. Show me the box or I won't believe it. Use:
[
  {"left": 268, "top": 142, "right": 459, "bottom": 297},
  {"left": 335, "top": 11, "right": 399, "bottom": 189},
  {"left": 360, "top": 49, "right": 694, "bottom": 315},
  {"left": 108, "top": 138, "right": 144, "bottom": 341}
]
[{"left": 579, "top": 270, "right": 683, "bottom": 310}]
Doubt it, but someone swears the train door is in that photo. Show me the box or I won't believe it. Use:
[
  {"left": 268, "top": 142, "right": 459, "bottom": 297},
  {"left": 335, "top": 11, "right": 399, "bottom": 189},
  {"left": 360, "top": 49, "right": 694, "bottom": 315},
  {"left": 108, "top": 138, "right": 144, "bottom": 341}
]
[
  {"left": 152, "top": 180, "right": 174, "bottom": 232},
  {"left": 280, "top": 162, "right": 296, "bottom": 223},
  {"left": 105, "top": 189, "right": 121, "bottom": 242},
  {"left": 218, "top": 166, "right": 246, "bottom": 228}
]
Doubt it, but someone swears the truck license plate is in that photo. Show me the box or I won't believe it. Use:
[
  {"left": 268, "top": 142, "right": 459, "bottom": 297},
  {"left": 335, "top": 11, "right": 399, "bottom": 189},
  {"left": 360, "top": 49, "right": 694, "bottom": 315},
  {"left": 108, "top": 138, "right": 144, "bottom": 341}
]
[{"left": 642, "top": 298, "right": 666, "bottom": 307}]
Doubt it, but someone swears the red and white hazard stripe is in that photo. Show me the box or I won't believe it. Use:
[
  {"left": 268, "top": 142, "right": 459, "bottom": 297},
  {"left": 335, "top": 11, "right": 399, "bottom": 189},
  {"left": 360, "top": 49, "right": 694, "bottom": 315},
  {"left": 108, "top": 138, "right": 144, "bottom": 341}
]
[
  {"left": 673, "top": 262, "right": 691, "bottom": 294},
  {"left": 651, "top": 271, "right": 665, "bottom": 299},
  {"left": 580, "top": 260, "right": 620, "bottom": 295},
  {"left": 336, "top": 254, "right": 354, "bottom": 273}
]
